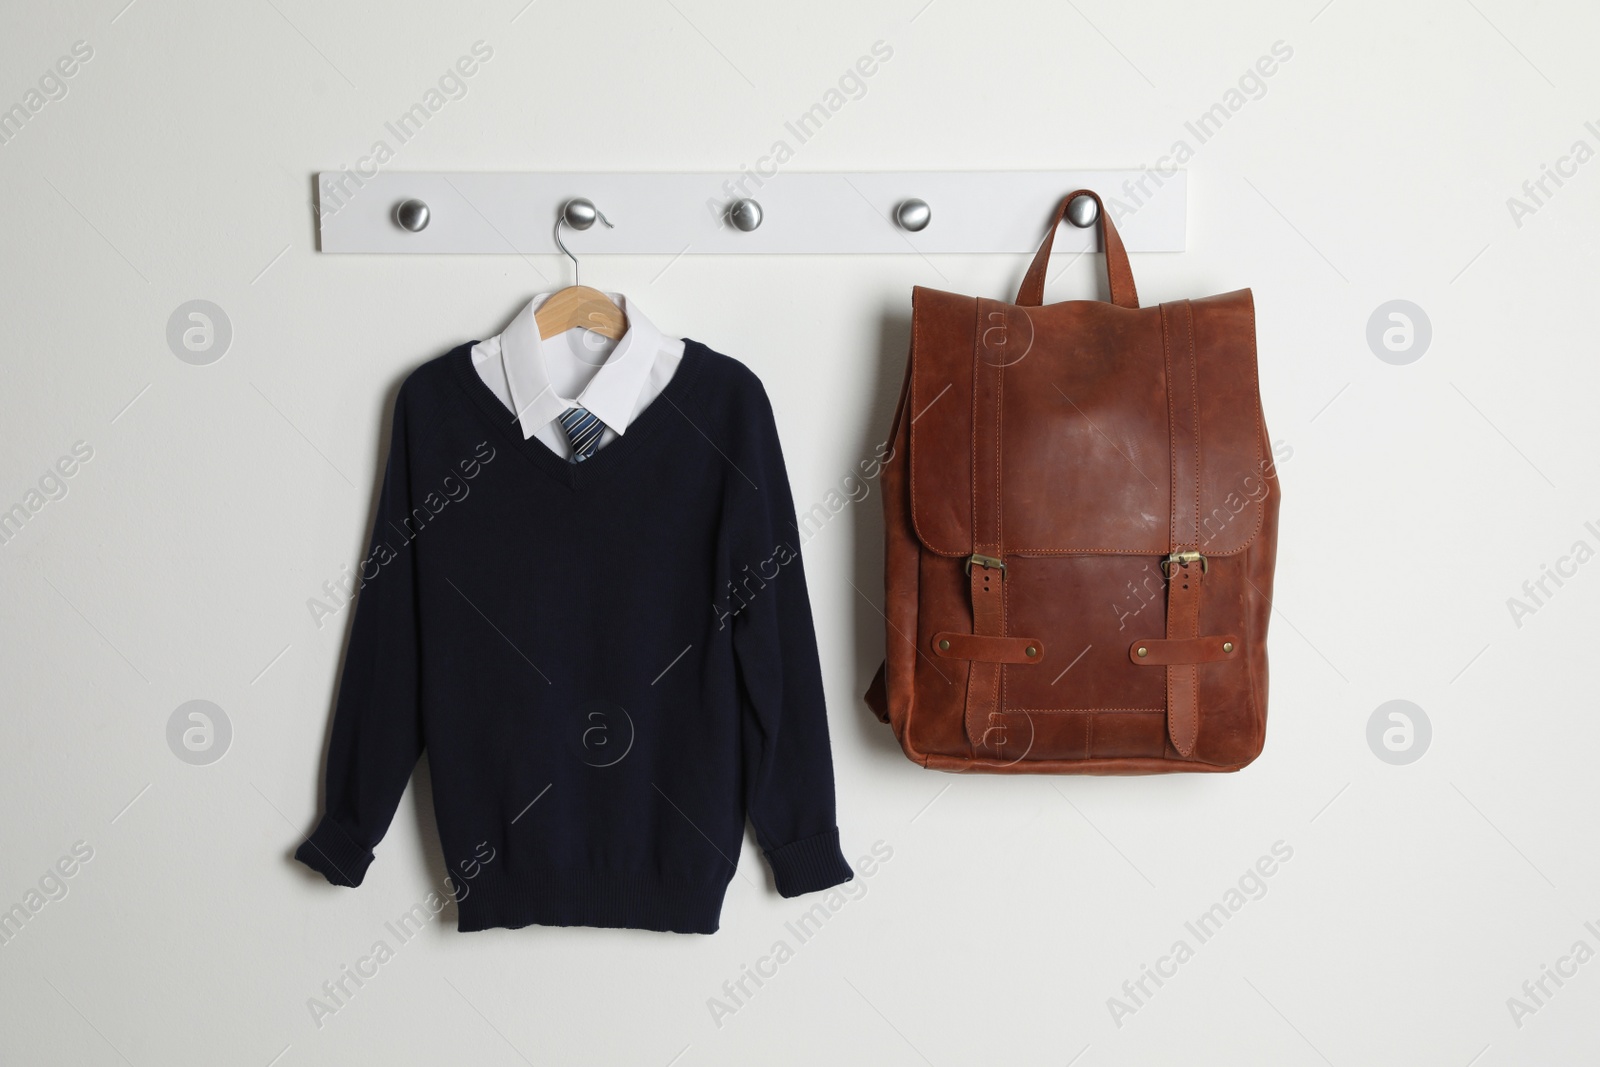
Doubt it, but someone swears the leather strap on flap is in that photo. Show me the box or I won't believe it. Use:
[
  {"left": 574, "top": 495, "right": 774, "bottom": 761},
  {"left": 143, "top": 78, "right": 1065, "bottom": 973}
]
[
  {"left": 935, "top": 632, "right": 1043, "bottom": 664},
  {"left": 1164, "top": 566, "right": 1202, "bottom": 756},
  {"left": 1129, "top": 636, "right": 1238, "bottom": 666},
  {"left": 1163, "top": 300, "right": 1202, "bottom": 758},
  {"left": 1015, "top": 189, "right": 1139, "bottom": 309},
  {"left": 965, "top": 555, "right": 1005, "bottom": 747},
  {"left": 965, "top": 299, "right": 1008, "bottom": 749}
]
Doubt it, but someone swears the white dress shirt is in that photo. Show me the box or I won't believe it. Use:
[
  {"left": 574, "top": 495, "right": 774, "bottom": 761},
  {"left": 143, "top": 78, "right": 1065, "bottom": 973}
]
[{"left": 471, "top": 294, "right": 685, "bottom": 461}]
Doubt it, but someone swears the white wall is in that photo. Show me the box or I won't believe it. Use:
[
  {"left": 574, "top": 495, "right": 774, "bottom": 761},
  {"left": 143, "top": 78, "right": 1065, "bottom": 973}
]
[{"left": 3, "top": 0, "right": 1597, "bottom": 1063}]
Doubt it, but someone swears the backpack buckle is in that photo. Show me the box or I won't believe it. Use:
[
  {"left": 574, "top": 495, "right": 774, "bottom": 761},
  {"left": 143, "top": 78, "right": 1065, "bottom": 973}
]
[{"left": 1161, "top": 550, "right": 1207, "bottom": 577}]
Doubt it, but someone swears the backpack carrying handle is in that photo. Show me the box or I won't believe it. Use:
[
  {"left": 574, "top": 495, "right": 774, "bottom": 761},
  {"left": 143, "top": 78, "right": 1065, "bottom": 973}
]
[{"left": 1014, "top": 189, "right": 1140, "bottom": 310}]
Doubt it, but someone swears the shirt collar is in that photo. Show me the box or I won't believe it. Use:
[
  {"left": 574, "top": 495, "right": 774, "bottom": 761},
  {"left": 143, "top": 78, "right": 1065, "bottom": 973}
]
[{"left": 499, "top": 293, "right": 664, "bottom": 441}]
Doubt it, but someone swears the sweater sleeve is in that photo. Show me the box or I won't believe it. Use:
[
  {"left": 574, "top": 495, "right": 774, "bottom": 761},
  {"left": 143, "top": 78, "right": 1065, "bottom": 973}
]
[
  {"left": 728, "top": 383, "right": 854, "bottom": 898},
  {"left": 295, "top": 387, "right": 424, "bottom": 887}
]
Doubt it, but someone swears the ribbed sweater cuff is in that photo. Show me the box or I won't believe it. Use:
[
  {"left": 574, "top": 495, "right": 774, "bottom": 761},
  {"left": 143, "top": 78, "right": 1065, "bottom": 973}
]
[
  {"left": 765, "top": 828, "right": 853, "bottom": 898},
  {"left": 295, "top": 817, "right": 375, "bottom": 887}
]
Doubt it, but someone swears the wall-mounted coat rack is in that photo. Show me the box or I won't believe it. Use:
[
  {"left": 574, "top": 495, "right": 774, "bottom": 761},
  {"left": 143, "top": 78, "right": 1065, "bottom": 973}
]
[{"left": 315, "top": 171, "right": 1185, "bottom": 255}]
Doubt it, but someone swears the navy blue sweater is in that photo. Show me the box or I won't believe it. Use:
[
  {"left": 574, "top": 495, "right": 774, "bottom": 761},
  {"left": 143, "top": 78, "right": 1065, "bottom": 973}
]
[{"left": 295, "top": 340, "right": 852, "bottom": 933}]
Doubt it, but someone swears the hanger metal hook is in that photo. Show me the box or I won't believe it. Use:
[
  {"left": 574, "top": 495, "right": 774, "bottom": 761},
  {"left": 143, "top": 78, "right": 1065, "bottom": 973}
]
[{"left": 555, "top": 198, "right": 612, "bottom": 287}]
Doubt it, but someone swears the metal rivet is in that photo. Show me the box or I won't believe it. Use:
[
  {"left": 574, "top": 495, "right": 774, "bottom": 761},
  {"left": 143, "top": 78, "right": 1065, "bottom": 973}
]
[
  {"left": 1066, "top": 194, "right": 1098, "bottom": 228},
  {"left": 394, "top": 199, "right": 430, "bottom": 232},
  {"left": 938, "top": 639, "right": 950, "bottom": 651},
  {"left": 728, "top": 198, "right": 763, "bottom": 231},
  {"left": 1025, "top": 646, "right": 1038, "bottom": 658},
  {"left": 1222, "top": 641, "right": 1234, "bottom": 653},
  {"left": 1136, "top": 646, "right": 1148, "bottom": 658},
  {"left": 895, "top": 198, "right": 931, "bottom": 232}
]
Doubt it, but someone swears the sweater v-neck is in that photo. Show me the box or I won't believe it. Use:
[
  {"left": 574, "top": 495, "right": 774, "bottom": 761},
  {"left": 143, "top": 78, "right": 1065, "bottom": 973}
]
[{"left": 449, "top": 338, "right": 711, "bottom": 488}]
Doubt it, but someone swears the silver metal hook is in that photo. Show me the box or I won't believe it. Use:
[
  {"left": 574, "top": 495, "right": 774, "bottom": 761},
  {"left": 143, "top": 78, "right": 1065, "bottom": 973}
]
[{"left": 554, "top": 197, "right": 612, "bottom": 287}]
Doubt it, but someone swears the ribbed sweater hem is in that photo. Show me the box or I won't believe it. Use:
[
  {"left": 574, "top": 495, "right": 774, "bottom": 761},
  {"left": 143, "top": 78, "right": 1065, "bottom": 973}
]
[{"left": 456, "top": 872, "right": 732, "bottom": 935}]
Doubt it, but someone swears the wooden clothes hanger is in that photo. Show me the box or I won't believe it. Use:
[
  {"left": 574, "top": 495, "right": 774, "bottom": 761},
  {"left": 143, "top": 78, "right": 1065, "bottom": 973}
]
[
  {"left": 536, "top": 287, "right": 625, "bottom": 341},
  {"left": 535, "top": 199, "right": 627, "bottom": 341}
]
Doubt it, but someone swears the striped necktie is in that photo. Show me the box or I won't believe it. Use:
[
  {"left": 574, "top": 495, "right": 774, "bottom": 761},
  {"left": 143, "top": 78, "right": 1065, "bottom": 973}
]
[{"left": 558, "top": 406, "right": 604, "bottom": 463}]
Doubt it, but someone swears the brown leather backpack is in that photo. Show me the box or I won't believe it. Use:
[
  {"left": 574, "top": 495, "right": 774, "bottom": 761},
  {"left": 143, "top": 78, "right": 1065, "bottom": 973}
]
[{"left": 865, "top": 189, "right": 1281, "bottom": 774}]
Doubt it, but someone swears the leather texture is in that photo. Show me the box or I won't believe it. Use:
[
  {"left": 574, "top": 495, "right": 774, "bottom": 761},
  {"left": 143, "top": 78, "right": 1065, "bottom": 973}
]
[
  {"left": 1127, "top": 636, "right": 1239, "bottom": 666},
  {"left": 933, "top": 632, "right": 1044, "bottom": 664},
  {"left": 865, "top": 189, "right": 1281, "bottom": 775}
]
